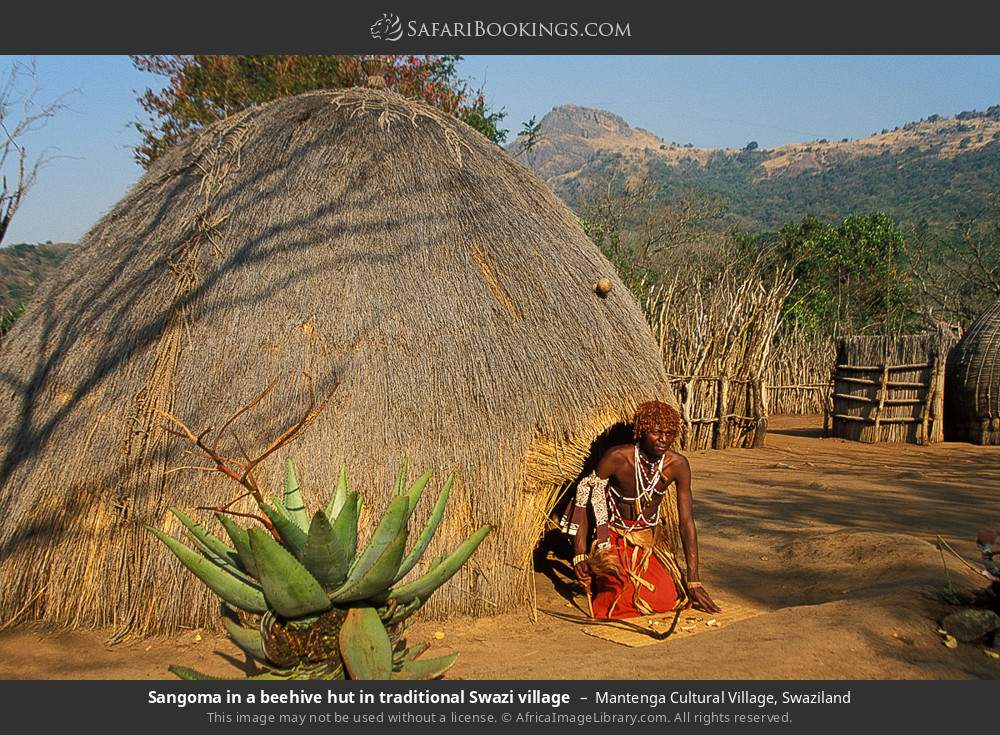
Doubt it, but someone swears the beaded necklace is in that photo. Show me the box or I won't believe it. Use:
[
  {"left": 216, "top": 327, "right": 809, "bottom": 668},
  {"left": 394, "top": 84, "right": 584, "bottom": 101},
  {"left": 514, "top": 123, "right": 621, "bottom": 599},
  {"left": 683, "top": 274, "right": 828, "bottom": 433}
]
[{"left": 605, "top": 444, "right": 666, "bottom": 530}]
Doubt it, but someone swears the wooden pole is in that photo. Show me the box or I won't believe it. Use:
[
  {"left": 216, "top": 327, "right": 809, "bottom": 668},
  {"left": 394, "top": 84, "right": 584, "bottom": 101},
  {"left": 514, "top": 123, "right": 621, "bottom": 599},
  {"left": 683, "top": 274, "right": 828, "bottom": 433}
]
[
  {"left": 752, "top": 374, "right": 768, "bottom": 448},
  {"left": 824, "top": 372, "right": 834, "bottom": 438},
  {"left": 870, "top": 364, "right": 890, "bottom": 443},
  {"left": 922, "top": 354, "right": 946, "bottom": 444},
  {"left": 932, "top": 353, "right": 947, "bottom": 444},
  {"left": 682, "top": 379, "right": 694, "bottom": 451},
  {"left": 714, "top": 374, "right": 729, "bottom": 450},
  {"left": 918, "top": 357, "right": 933, "bottom": 445}
]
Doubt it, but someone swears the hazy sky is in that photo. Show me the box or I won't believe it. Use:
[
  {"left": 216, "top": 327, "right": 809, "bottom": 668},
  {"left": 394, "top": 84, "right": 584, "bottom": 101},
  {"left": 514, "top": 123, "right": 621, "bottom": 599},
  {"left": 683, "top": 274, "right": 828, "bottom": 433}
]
[{"left": 2, "top": 55, "right": 999, "bottom": 244}]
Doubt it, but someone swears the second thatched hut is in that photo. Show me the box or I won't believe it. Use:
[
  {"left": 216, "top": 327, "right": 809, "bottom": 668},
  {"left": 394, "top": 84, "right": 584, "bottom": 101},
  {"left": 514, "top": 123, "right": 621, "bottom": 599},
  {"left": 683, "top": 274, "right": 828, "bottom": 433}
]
[{"left": 947, "top": 297, "right": 1000, "bottom": 445}]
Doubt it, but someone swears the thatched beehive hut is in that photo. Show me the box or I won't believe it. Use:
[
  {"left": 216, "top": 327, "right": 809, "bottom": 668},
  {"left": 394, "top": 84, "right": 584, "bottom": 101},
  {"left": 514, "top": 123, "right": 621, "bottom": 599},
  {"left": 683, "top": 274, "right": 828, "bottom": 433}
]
[
  {"left": 831, "top": 332, "right": 955, "bottom": 444},
  {"left": 947, "top": 297, "right": 1000, "bottom": 444},
  {"left": 0, "top": 80, "right": 674, "bottom": 635}
]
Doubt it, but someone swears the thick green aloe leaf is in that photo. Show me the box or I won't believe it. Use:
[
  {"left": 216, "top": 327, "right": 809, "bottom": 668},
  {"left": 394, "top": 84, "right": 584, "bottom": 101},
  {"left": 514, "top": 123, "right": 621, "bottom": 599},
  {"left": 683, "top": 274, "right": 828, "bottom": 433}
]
[
  {"left": 324, "top": 465, "right": 349, "bottom": 521},
  {"left": 167, "top": 666, "right": 292, "bottom": 681},
  {"left": 402, "top": 469, "right": 433, "bottom": 523},
  {"left": 169, "top": 665, "right": 229, "bottom": 680},
  {"left": 394, "top": 461, "right": 409, "bottom": 496},
  {"left": 169, "top": 665, "right": 291, "bottom": 681},
  {"left": 345, "top": 495, "right": 409, "bottom": 585},
  {"left": 268, "top": 494, "right": 290, "bottom": 517},
  {"left": 401, "top": 641, "right": 430, "bottom": 662},
  {"left": 260, "top": 502, "right": 308, "bottom": 557},
  {"left": 222, "top": 617, "right": 268, "bottom": 661},
  {"left": 386, "top": 526, "right": 491, "bottom": 606},
  {"left": 146, "top": 526, "right": 266, "bottom": 613},
  {"left": 214, "top": 513, "right": 259, "bottom": 579},
  {"left": 283, "top": 459, "right": 309, "bottom": 533},
  {"left": 383, "top": 597, "right": 424, "bottom": 627},
  {"left": 247, "top": 527, "right": 332, "bottom": 619},
  {"left": 391, "top": 652, "right": 458, "bottom": 680},
  {"left": 332, "top": 491, "right": 360, "bottom": 563},
  {"left": 169, "top": 507, "right": 242, "bottom": 568},
  {"left": 338, "top": 607, "right": 392, "bottom": 680},
  {"left": 301, "top": 510, "right": 351, "bottom": 591},
  {"left": 394, "top": 477, "right": 452, "bottom": 583},
  {"left": 329, "top": 528, "right": 408, "bottom": 603}
]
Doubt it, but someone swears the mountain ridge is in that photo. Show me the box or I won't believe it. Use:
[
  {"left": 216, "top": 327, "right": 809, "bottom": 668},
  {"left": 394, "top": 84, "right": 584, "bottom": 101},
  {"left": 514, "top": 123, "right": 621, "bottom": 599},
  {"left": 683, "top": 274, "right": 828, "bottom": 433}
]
[{"left": 509, "top": 104, "right": 1000, "bottom": 228}]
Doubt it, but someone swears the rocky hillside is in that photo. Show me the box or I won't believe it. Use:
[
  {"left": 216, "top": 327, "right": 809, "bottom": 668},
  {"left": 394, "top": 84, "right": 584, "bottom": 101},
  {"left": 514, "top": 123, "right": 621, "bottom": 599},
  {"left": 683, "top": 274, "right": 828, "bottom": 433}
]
[
  {"left": 510, "top": 104, "right": 1000, "bottom": 228},
  {"left": 509, "top": 104, "right": 728, "bottom": 181}
]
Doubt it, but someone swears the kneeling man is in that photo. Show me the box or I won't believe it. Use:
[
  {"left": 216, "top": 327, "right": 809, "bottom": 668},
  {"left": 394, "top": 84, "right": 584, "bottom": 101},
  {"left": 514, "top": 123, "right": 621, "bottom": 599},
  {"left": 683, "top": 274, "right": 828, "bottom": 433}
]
[{"left": 561, "top": 400, "right": 719, "bottom": 617}]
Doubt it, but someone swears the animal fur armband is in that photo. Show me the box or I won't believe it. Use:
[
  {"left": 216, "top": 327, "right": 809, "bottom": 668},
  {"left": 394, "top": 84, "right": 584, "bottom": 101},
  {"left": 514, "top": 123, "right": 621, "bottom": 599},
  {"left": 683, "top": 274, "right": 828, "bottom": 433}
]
[{"left": 558, "top": 472, "right": 611, "bottom": 550}]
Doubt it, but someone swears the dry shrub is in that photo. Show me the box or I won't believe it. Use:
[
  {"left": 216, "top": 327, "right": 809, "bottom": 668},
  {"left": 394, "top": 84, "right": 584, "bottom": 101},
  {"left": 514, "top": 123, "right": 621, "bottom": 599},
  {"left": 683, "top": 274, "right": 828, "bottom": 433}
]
[{"left": 643, "top": 249, "right": 796, "bottom": 449}]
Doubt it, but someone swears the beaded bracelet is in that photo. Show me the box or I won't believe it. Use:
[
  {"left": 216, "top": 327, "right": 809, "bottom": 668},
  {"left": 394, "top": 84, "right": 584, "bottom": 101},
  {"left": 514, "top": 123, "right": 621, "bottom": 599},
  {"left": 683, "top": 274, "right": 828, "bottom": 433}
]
[
  {"left": 687, "top": 581, "right": 704, "bottom": 589},
  {"left": 572, "top": 554, "right": 588, "bottom": 567}
]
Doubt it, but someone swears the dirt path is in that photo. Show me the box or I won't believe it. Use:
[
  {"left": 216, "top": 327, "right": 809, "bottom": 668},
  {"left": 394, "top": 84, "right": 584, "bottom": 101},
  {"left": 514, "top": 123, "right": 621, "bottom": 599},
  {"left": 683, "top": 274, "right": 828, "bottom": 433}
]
[{"left": 2, "top": 415, "right": 999, "bottom": 680}]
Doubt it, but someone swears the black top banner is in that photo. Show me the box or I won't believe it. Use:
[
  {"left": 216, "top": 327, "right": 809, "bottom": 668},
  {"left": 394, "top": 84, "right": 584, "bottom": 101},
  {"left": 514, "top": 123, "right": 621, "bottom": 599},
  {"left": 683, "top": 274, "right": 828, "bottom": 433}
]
[{"left": 3, "top": 1, "right": 1000, "bottom": 53}]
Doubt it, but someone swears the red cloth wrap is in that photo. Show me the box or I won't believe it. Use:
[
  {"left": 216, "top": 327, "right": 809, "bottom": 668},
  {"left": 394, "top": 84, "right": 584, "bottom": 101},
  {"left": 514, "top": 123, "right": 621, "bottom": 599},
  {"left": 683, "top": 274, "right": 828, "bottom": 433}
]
[{"left": 591, "top": 527, "right": 680, "bottom": 620}]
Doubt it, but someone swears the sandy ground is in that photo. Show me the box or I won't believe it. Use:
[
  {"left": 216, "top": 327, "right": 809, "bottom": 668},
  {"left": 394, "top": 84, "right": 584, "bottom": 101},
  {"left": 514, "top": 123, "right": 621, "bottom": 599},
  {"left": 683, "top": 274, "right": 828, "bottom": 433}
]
[{"left": 2, "top": 415, "right": 999, "bottom": 680}]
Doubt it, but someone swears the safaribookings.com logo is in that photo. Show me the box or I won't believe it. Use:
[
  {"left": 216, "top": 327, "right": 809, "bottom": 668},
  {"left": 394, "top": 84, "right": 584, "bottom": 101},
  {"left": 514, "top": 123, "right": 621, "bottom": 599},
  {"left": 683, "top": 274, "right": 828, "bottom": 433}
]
[{"left": 370, "top": 13, "right": 631, "bottom": 41}]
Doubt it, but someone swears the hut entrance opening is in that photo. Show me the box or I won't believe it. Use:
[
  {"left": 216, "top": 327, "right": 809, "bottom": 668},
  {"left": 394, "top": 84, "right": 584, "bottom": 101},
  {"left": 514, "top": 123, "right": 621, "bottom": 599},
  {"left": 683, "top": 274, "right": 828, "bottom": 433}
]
[
  {"left": 532, "top": 418, "right": 688, "bottom": 609},
  {"left": 535, "top": 421, "right": 633, "bottom": 569}
]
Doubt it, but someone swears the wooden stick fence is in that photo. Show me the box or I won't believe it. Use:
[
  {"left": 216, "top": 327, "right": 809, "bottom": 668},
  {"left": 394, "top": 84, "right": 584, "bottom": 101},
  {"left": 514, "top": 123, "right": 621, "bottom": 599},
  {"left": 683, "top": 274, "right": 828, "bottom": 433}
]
[
  {"left": 668, "top": 373, "right": 771, "bottom": 450},
  {"left": 830, "top": 334, "right": 954, "bottom": 444}
]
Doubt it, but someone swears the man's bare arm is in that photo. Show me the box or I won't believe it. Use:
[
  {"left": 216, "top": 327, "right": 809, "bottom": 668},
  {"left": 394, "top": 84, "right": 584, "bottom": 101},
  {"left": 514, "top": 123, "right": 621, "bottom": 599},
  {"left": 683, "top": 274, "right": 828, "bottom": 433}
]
[
  {"left": 673, "top": 456, "right": 721, "bottom": 612},
  {"left": 674, "top": 457, "right": 700, "bottom": 579},
  {"left": 574, "top": 449, "right": 623, "bottom": 557}
]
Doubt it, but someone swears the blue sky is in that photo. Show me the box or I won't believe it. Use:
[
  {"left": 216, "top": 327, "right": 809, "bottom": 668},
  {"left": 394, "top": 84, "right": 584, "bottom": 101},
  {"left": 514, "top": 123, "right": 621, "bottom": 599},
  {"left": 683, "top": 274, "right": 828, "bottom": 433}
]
[{"left": 2, "top": 55, "right": 999, "bottom": 244}]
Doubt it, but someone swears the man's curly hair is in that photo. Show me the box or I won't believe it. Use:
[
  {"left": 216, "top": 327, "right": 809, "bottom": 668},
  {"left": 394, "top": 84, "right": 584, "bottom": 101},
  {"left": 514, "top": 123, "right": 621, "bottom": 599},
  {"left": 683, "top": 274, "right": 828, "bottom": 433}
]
[{"left": 633, "top": 400, "right": 681, "bottom": 443}]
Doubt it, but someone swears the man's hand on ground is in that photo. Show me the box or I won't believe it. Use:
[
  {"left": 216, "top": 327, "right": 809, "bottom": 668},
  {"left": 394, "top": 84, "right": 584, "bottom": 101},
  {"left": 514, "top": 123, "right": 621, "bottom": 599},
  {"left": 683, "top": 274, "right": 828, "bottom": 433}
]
[{"left": 689, "top": 586, "right": 721, "bottom": 613}]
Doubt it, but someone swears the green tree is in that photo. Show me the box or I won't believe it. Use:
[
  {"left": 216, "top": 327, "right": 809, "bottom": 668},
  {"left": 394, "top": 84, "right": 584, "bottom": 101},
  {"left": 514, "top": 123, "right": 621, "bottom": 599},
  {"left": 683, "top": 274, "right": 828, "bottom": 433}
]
[
  {"left": 778, "top": 212, "right": 912, "bottom": 335},
  {"left": 512, "top": 115, "right": 543, "bottom": 165},
  {"left": 131, "top": 55, "right": 506, "bottom": 167}
]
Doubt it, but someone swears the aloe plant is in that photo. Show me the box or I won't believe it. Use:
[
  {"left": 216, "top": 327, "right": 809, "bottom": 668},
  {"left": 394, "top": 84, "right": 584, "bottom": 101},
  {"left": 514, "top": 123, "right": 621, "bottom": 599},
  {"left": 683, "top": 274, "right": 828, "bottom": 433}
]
[{"left": 148, "top": 460, "right": 489, "bottom": 680}]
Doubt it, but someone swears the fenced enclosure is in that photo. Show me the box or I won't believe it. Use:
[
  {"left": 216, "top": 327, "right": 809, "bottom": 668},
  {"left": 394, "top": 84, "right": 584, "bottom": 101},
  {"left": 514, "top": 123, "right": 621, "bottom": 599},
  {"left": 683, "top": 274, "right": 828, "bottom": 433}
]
[
  {"left": 668, "top": 373, "right": 769, "bottom": 449},
  {"left": 831, "top": 333, "right": 956, "bottom": 444},
  {"left": 643, "top": 260, "right": 796, "bottom": 451},
  {"left": 765, "top": 327, "right": 835, "bottom": 416}
]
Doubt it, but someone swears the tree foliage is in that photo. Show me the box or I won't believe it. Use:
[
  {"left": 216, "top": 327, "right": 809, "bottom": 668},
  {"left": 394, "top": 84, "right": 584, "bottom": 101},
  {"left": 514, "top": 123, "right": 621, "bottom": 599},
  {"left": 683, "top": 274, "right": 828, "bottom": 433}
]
[
  {"left": 775, "top": 212, "right": 912, "bottom": 335},
  {"left": 906, "top": 202, "right": 1000, "bottom": 328},
  {"left": 131, "top": 55, "right": 506, "bottom": 167}
]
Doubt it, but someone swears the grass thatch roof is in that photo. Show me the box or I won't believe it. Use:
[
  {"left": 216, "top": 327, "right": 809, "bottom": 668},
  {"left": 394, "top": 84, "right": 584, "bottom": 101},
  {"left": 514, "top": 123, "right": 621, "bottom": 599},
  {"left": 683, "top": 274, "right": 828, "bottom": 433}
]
[
  {"left": 947, "top": 297, "right": 1000, "bottom": 444},
  {"left": 0, "top": 85, "right": 673, "bottom": 636}
]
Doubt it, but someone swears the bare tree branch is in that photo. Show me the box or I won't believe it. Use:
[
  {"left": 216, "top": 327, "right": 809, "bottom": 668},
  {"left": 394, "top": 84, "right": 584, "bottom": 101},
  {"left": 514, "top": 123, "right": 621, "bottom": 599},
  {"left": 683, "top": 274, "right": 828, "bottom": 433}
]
[
  {"left": 0, "top": 58, "right": 75, "bottom": 246},
  {"left": 156, "top": 374, "right": 339, "bottom": 539}
]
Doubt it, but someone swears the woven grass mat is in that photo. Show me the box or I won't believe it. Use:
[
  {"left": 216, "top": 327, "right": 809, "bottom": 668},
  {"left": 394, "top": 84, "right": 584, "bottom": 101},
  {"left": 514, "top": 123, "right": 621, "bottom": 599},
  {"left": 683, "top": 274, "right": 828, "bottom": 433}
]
[{"left": 579, "top": 600, "right": 765, "bottom": 648}]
